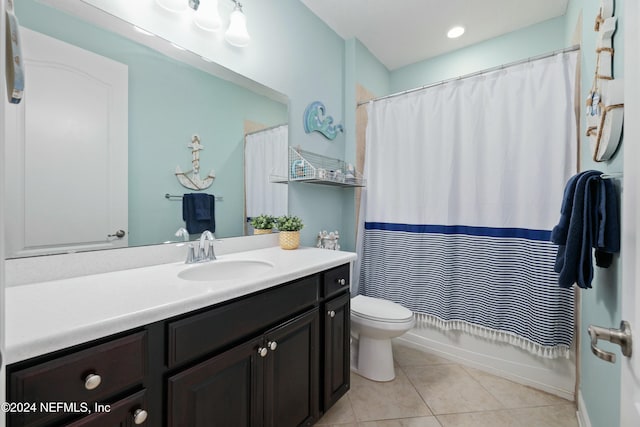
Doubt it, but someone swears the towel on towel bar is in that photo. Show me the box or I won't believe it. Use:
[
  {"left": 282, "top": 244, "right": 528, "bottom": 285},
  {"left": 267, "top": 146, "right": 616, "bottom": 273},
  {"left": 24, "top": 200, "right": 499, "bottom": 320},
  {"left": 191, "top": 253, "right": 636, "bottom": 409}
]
[
  {"left": 551, "top": 170, "right": 620, "bottom": 288},
  {"left": 182, "top": 193, "right": 216, "bottom": 234}
]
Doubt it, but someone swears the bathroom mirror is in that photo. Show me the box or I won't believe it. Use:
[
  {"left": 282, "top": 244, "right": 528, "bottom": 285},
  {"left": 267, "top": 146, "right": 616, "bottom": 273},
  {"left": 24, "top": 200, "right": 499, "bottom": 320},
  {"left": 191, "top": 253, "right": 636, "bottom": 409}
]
[{"left": 5, "top": 0, "right": 289, "bottom": 258}]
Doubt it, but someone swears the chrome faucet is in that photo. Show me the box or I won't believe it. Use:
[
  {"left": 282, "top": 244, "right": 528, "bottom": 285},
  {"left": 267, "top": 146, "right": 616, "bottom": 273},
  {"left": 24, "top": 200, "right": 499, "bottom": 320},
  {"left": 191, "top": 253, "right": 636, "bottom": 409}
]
[
  {"left": 175, "top": 227, "right": 190, "bottom": 242},
  {"left": 185, "top": 230, "right": 217, "bottom": 264}
]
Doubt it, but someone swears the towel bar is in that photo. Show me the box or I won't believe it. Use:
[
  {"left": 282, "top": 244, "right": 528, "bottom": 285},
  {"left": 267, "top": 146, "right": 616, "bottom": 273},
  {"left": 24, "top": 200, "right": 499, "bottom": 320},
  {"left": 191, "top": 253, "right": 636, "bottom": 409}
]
[{"left": 165, "top": 193, "right": 223, "bottom": 201}]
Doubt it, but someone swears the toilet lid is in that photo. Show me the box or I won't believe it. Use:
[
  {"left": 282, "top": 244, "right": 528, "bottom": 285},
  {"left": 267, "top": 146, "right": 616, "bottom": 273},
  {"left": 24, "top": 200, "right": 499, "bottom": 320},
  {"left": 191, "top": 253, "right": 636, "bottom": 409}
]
[{"left": 351, "top": 295, "right": 414, "bottom": 323}]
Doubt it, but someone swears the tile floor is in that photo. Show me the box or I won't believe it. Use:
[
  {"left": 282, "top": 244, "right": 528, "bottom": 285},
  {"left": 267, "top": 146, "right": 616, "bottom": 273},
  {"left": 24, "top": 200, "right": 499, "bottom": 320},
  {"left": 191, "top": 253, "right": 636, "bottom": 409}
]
[{"left": 317, "top": 341, "right": 578, "bottom": 427}]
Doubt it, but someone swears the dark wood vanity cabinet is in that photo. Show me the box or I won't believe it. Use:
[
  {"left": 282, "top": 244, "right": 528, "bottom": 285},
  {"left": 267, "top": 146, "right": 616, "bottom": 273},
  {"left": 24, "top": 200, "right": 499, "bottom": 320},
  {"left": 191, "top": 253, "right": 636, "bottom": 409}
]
[
  {"left": 167, "top": 309, "right": 320, "bottom": 427},
  {"left": 167, "top": 336, "right": 265, "bottom": 426},
  {"left": 322, "top": 292, "right": 350, "bottom": 411},
  {"left": 320, "top": 264, "right": 351, "bottom": 413},
  {"left": 6, "top": 263, "right": 351, "bottom": 427}
]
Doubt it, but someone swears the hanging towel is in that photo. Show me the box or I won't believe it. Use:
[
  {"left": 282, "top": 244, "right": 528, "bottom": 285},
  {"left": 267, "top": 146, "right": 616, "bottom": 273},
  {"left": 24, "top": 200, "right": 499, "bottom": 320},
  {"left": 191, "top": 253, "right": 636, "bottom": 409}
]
[
  {"left": 551, "top": 171, "right": 620, "bottom": 288},
  {"left": 182, "top": 193, "right": 215, "bottom": 234}
]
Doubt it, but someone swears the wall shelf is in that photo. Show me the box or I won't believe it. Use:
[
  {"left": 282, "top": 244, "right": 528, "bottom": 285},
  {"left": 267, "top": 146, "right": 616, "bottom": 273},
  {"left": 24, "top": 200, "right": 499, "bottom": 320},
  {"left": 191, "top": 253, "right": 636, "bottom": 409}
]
[{"left": 271, "top": 147, "right": 365, "bottom": 188}]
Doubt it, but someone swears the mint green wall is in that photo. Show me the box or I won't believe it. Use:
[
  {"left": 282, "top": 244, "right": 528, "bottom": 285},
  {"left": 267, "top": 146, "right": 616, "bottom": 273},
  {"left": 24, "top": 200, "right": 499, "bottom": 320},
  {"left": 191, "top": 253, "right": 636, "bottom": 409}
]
[
  {"left": 577, "top": 0, "right": 624, "bottom": 426},
  {"left": 564, "top": 0, "right": 583, "bottom": 44},
  {"left": 203, "top": 0, "right": 347, "bottom": 247},
  {"left": 17, "top": 0, "right": 288, "bottom": 245},
  {"left": 342, "top": 39, "right": 391, "bottom": 251},
  {"left": 390, "top": 16, "right": 567, "bottom": 92}
]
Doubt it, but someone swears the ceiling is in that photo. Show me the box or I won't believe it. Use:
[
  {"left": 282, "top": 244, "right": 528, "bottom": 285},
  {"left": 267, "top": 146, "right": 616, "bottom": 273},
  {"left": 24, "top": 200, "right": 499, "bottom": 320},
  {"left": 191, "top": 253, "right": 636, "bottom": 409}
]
[{"left": 301, "top": 0, "right": 569, "bottom": 70}]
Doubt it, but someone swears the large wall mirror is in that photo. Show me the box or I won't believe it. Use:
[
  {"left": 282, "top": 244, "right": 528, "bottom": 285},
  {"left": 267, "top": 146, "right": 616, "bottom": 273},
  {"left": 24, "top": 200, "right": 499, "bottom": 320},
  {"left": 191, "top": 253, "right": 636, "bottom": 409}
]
[{"left": 5, "top": 0, "right": 289, "bottom": 258}]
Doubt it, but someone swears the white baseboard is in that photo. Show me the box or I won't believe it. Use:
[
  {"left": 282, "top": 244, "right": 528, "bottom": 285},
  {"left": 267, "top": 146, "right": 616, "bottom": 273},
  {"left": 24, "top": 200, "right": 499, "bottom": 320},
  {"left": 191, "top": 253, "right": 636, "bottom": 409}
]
[
  {"left": 396, "top": 328, "right": 576, "bottom": 401},
  {"left": 577, "top": 390, "right": 593, "bottom": 427}
]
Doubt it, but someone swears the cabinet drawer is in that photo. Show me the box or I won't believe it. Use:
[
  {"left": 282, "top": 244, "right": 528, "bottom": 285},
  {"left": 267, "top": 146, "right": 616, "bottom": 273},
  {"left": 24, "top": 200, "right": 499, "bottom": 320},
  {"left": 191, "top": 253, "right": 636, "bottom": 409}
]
[
  {"left": 9, "top": 332, "right": 146, "bottom": 427},
  {"left": 65, "top": 389, "right": 148, "bottom": 427},
  {"left": 168, "top": 275, "right": 319, "bottom": 368},
  {"left": 322, "top": 264, "right": 350, "bottom": 297}
]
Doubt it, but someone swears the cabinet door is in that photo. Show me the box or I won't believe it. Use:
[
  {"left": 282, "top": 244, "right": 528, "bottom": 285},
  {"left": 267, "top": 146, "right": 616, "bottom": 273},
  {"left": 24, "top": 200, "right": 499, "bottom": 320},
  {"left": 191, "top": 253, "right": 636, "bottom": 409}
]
[
  {"left": 65, "top": 389, "right": 147, "bottom": 427},
  {"left": 323, "top": 292, "right": 351, "bottom": 412},
  {"left": 167, "top": 337, "right": 264, "bottom": 427},
  {"left": 264, "top": 309, "right": 319, "bottom": 427}
]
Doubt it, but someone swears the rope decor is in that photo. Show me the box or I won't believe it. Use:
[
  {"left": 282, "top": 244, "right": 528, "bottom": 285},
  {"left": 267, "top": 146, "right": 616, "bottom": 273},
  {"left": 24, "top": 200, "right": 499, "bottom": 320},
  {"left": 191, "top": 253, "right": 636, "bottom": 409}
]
[{"left": 586, "top": 0, "right": 623, "bottom": 162}]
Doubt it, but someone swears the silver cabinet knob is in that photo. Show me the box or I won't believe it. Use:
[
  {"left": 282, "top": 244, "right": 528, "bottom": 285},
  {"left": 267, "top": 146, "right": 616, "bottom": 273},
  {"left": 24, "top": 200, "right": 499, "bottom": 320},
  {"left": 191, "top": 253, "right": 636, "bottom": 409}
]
[
  {"left": 268, "top": 341, "right": 278, "bottom": 351},
  {"left": 328, "top": 310, "right": 336, "bottom": 318},
  {"left": 258, "top": 347, "right": 268, "bottom": 357},
  {"left": 84, "top": 373, "right": 102, "bottom": 390},
  {"left": 337, "top": 278, "right": 346, "bottom": 286},
  {"left": 133, "top": 408, "right": 148, "bottom": 425}
]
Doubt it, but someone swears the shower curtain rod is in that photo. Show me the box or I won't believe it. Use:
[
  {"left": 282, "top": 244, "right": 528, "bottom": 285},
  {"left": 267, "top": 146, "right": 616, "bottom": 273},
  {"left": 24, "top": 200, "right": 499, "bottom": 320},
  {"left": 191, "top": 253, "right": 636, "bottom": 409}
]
[
  {"left": 244, "top": 123, "right": 288, "bottom": 137},
  {"left": 357, "top": 45, "right": 581, "bottom": 107}
]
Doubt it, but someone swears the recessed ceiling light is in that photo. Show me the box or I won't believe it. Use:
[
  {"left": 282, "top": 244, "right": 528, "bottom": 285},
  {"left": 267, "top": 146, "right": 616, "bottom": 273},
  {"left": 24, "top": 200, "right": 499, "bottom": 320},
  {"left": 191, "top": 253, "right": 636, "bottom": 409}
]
[{"left": 447, "top": 26, "right": 465, "bottom": 39}]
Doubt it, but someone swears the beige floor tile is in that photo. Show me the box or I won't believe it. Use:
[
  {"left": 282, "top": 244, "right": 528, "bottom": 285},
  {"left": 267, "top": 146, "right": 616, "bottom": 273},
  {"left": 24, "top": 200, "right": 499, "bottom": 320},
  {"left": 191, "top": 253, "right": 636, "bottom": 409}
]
[
  {"left": 359, "top": 416, "right": 442, "bottom": 427},
  {"left": 392, "top": 342, "right": 454, "bottom": 368},
  {"left": 437, "top": 410, "right": 517, "bottom": 427},
  {"left": 316, "top": 393, "right": 357, "bottom": 425},
  {"left": 463, "top": 366, "right": 571, "bottom": 409},
  {"left": 348, "top": 369, "right": 432, "bottom": 421},
  {"left": 508, "top": 404, "right": 578, "bottom": 427},
  {"left": 403, "top": 364, "right": 503, "bottom": 415}
]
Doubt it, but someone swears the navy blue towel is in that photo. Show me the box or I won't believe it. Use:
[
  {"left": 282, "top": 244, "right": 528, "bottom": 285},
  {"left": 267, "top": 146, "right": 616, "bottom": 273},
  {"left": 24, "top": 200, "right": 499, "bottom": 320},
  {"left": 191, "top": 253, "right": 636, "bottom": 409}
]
[
  {"left": 182, "top": 193, "right": 215, "bottom": 234},
  {"left": 551, "top": 171, "right": 620, "bottom": 289}
]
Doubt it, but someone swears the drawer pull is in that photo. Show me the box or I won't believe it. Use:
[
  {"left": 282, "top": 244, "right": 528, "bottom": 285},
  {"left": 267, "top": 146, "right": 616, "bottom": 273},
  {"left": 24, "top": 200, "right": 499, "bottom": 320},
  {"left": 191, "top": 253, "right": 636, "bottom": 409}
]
[
  {"left": 133, "top": 408, "right": 148, "bottom": 425},
  {"left": 268, "top": 341, "right": 278, "bottom": 351},
  {"left": 337, "top": 278, "right": 346, "bottom": 286},
  {"left": 328, "top": 310, "right": 336, "bottom": 318},
  {"left": 258, "top": 347, "right": 268, "bottom": 357},
  {"left": 84, "top": 373, "right": 102, "bottom": 390}
]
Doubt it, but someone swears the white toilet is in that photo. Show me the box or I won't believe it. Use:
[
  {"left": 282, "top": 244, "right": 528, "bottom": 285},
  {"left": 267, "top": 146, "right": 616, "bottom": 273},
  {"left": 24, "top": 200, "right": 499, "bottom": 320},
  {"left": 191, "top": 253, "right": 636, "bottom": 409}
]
[{"left": 350, "top": 295, "right": 415, "bottom": 382}]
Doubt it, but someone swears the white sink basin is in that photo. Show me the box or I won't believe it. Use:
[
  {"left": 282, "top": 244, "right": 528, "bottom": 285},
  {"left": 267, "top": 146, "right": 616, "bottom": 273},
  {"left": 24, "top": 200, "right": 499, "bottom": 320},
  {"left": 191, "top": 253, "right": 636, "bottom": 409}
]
[{"left": 178, "top": 259, "right": 275, "bottom": 282}]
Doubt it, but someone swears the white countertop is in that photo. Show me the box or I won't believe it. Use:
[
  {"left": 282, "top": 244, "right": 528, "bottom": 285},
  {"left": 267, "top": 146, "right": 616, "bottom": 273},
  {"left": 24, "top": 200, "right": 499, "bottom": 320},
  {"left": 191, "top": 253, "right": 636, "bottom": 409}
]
[{"left": 5, "top": 246, "right": 356, "bottom": 364}]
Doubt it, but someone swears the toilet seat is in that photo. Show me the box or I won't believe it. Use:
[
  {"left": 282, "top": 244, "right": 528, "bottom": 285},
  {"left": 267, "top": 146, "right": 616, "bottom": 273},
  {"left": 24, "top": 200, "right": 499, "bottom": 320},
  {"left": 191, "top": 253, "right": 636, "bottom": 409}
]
[{"left": 351, "top": 295, "right": 413, "bottom": 323}]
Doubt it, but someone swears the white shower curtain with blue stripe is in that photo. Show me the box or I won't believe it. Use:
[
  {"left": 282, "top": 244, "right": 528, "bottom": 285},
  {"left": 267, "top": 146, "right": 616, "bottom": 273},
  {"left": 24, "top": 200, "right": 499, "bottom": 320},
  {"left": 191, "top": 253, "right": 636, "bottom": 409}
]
[{"left": 356, "top": 52, "right": 578, "bottom": 358}]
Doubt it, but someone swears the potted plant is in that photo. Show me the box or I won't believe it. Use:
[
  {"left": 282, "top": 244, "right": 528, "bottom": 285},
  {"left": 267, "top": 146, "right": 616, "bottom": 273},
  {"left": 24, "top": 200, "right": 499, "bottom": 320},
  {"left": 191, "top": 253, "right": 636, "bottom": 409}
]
[
  {"left": 250, "top": 214, "right": 276, "bottom": 235},
  {"left": 276, "top": 215, "right": 304, "bottom": 249}
]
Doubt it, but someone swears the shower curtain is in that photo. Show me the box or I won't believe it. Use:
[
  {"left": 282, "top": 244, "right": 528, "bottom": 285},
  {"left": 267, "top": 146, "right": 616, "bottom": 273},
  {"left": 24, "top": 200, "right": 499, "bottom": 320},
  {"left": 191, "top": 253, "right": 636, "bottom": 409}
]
[
  {"left": 244, "top": 125, "right": 288, "bottom": 220},
  {"left": 357, "top": 52, "right": 578, "bottom": 358}
]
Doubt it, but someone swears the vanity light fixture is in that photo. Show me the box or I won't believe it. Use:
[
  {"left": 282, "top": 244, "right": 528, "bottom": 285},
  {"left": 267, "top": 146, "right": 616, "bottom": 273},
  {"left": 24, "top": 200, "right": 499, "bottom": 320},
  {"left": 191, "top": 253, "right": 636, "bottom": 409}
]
[
  {"left": 193, "top": 0, "right": 223, "bottom": 32},
  {"left": 224, "top": 1, "right": 251, "bottom": 47},
  {"left": 447, "top": 26, "right": 465, "bottom": 39},
  {"left": 156, "top": 0, "right": 189, "bottom": 13},
  {"left": 189, "top": 0, "right": 250, "bottom": 47}
]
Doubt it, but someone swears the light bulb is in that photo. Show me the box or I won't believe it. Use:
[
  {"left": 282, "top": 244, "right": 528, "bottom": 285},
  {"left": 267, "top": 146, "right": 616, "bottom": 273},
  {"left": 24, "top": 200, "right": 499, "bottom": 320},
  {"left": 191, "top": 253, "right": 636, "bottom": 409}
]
[
  {"left": 156, "top": 0, "right": 188, "bottom": 13},
  {"left": 225, "top": 6, "right": 250, "bottom": 47},
  {"left": 194, "top": 0, "right": 222, "bottom": 32}
]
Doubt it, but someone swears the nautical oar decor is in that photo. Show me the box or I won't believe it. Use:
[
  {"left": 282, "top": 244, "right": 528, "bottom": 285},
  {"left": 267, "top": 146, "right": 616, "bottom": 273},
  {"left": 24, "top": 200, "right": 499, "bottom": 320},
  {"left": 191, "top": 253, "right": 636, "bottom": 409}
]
[{"left": 175, "top": 134, "right": 216, "bottom": 190}]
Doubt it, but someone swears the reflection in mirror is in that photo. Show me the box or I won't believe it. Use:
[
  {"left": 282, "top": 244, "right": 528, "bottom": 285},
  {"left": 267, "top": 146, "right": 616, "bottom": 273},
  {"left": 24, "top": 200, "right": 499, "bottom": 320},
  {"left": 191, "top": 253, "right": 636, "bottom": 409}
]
[
  {"left": 244, "top": 124, "right": 289, "bottom": 235},
  {"left": 5, "top": 0, "right": 288, "bottom": 258}
]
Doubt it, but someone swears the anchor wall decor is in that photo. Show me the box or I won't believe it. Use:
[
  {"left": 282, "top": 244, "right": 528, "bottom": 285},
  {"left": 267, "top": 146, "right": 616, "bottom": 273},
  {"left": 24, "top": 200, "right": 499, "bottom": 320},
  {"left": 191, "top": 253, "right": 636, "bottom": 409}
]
[{"left": 175, "top": 134, "right": 216, "bottom": 190}]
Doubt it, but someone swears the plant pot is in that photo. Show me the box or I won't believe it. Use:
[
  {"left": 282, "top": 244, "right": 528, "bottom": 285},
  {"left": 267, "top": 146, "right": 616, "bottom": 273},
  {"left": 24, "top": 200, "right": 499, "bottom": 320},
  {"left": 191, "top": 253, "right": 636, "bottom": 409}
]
[
  {"left": 253, "top": 228, "right": 273, "bottom": 235},
  {"left": 279, "top": 230, "right": 300, "bottom": 250}
]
